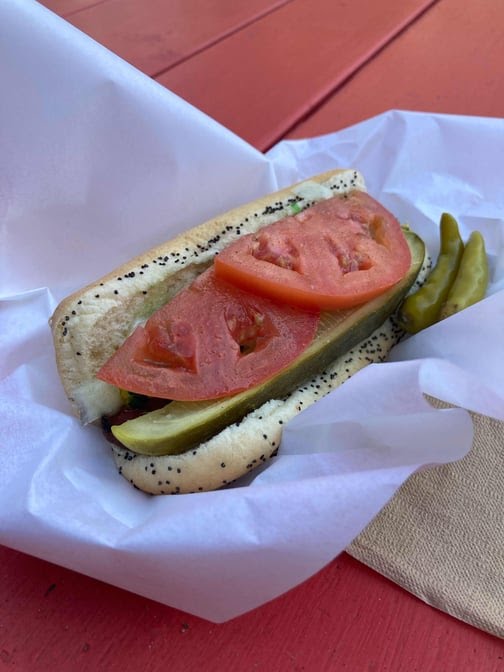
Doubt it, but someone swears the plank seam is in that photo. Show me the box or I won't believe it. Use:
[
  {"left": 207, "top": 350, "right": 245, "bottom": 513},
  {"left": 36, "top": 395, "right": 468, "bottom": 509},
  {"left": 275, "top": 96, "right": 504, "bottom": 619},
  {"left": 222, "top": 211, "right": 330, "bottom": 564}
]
[
  {"left": 263, "top": 0, "right": 443, "bottom": 151},
  {"left": 149, "top": 0, "right": 296, "bottom": 78},
  {"left": 65, "top": 0, "right": 111, "bottom": 18}
]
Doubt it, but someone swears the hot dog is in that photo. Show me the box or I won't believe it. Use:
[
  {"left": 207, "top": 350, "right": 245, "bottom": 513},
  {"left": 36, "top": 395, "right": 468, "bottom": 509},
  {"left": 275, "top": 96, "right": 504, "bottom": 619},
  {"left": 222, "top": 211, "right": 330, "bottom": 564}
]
[{"left": 50, "top": 169, "right": 426, "bottom": 494}]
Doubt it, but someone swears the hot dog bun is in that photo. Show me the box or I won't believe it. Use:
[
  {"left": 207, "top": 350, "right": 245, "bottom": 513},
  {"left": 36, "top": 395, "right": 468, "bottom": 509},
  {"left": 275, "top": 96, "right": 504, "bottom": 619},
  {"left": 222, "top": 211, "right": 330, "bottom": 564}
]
[
  {"left": 51, "top": 169, "right": 365, "bottom": 424},
  {"left": 111, "top": 329, "right": 404, "bottom": 494},
  {"left": 50, "top": 169, "right": 424, "bottom": 494}
]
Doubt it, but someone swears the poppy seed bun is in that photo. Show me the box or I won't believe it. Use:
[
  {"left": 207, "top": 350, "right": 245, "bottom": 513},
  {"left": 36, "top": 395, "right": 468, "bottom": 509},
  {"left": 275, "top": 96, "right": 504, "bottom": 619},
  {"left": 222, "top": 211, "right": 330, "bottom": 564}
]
[
  {"left": 111, "top": 314, "right": 410, "bottom": 494},
  {"left": 50, "top": 169, "right": 425, "bottom": 495},
  {"left": 50, "top": 169, "right": 365, "bottom": 424}
]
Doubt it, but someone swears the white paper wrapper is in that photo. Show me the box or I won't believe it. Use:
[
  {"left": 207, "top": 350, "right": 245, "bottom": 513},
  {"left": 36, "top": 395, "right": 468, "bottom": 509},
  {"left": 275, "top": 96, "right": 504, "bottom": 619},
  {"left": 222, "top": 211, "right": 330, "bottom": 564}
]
[{"left": 1, "top": 1, "right": 503, "bottom": 622}]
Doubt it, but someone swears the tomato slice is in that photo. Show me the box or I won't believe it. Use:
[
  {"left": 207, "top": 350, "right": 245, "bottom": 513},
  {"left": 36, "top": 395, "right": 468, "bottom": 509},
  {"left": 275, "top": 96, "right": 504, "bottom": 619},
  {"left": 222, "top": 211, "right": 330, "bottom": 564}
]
[
  {"left": 96, "top": 268, "right": 319, "bottom": 401},
  {"left": 214, "top": 191, "right": 411, "bottom": 310}
]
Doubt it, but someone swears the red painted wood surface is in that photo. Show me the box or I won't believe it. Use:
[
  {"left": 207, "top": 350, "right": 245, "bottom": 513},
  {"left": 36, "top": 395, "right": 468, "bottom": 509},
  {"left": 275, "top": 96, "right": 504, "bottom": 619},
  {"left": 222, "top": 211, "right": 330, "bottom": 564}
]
[
  {"left": 43, "top": 0, "right": 295, "bottom": 75},
  {"left": 41, "top": 0, "right": 439, "bottom": 149},
  {"left": 41, "top": 0, "right": 108, "bottom": 17},
  {"left": 1, "top": 544, "right": 502, "bottom": 671},
  {"left": 156, "top": 0, "right": 438, "bottom": 150},
  {"left": 287, "top": 0, "right": 504, "bottom": 139}
]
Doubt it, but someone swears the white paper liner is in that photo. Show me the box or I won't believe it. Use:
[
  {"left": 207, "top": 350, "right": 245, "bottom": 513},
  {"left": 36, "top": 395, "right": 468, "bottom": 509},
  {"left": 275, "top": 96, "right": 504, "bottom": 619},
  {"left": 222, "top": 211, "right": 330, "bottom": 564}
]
[{"left": 1, "top": 1, "right": 503, "bottom": 622}]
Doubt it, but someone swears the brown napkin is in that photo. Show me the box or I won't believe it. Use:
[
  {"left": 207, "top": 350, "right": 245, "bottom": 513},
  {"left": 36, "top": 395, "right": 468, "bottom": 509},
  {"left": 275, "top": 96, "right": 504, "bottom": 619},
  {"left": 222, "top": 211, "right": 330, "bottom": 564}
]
[{"left": 348, "top": 402, "right": 504, "bottom": 638}]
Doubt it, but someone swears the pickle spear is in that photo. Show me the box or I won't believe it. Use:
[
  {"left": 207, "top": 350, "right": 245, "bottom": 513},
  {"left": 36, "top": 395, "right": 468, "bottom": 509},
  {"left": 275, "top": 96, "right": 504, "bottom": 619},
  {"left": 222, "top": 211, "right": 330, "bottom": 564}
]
[{"left": 112, "top": 231, "right": 425, "bottom": 456}]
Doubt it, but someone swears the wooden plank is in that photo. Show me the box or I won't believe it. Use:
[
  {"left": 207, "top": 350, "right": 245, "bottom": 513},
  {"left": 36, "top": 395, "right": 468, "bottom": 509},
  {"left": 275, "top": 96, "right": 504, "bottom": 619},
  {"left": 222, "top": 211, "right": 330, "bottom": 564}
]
[
  {"left": 287, "top": 0, "right": 504, "bottom": 139},
  {"left": 40, "top": 0, "right": 109, "bottom": 16},
  {"left": 155, "top": 0, "right": 438, "bottom": 150},
  {"left": 0, "top": 545, "right": 502, "bottom": 670},
  {"left": 41, "top": 0, "right": 295, "bottom": 76}
]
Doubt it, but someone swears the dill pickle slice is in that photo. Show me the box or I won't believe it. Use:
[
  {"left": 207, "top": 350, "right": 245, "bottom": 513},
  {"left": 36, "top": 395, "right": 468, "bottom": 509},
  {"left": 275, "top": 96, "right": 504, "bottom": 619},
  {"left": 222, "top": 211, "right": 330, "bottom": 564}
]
[{"left": 112, "top": 231, "right": 425, "bottom": 456}]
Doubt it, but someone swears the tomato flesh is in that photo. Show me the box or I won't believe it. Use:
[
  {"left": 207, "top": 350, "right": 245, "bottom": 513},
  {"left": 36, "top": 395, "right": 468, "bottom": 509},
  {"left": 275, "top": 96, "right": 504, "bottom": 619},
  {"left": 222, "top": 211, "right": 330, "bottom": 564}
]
[
  {"left": 214, "top": 191, "right": 411, "bottom": 310},
  {"left": 97, "top": 268, "right": 319, "bottom": 401}
]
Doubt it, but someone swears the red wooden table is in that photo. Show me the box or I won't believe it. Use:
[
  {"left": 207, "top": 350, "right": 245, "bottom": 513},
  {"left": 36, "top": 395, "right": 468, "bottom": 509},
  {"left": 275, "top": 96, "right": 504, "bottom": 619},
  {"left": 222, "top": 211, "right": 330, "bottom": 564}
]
[{"left": 2, "top": 1, "right": 503, "bottom": 669}]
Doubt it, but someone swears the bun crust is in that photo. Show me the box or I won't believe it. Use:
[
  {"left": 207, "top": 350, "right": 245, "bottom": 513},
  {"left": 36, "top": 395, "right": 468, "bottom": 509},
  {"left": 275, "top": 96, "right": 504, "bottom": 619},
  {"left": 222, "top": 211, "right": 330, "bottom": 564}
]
[
  {"left": 112, "top": 316, "right": 404, "bottom": 494},
  {"left": 51, "top": 169, "right": 418, "bottom": 495},
  {"left": 50, "top": 169, "right": 365, "bottom": 423}
]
